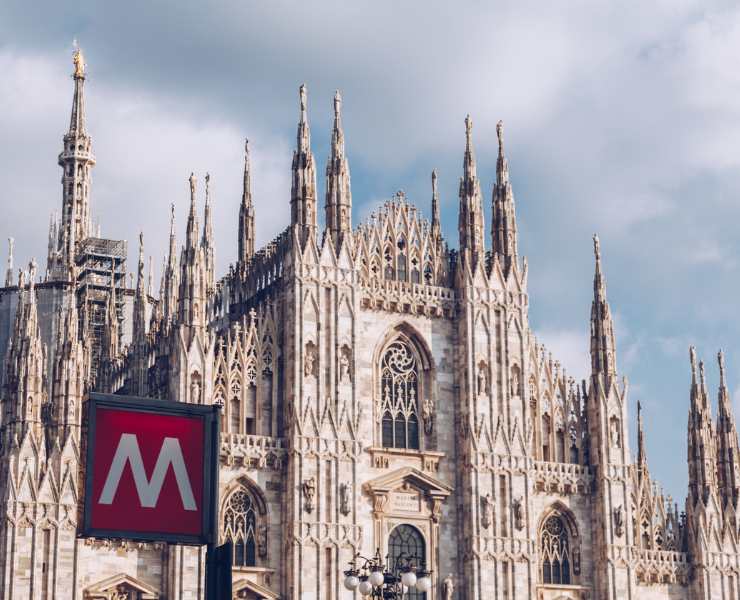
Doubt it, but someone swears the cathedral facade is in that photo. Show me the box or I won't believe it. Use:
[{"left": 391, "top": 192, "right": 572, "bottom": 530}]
[{"left": 0, "top": 49, "right": 737, "bottom": 600}]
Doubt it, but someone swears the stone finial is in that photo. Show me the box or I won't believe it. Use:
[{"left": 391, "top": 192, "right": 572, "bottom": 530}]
[
  {"left": 170, "top": 203, "right": 176, "bottom": 235},
  {"left": 689, "top": 345, "right": 697, "bottom": 380},
  {"left": 718, "top": 350, "right": 726, "bottom": 387},
  {"left": 497, "top": 119, "right": 504, "bottom": 155},
  {"left": 465, "top": 114, "right": 473, "bottom": 145},
  {"left": 333, "top": 90, "right": 342, "bottom": 119},
  {"left": 72, "top": 44, "right": 85, "bottom": 78},
  {"left": 593, "top": 234, "right": 601, "bottom": 261},
  {"left": 189, "top": 172, "right": 197, "bottom": 204},
  {"left": 699, "top": 360, "right": 707, "bottom": 391},
  {"left": 205, "top": 172, "right": 211, "bottom": 202},
  {"left": 299, "top": 84, "right": 307, "bottom": 115}
]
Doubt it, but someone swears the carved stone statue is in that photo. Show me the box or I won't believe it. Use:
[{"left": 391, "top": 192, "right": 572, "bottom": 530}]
[
  {"left": 190, "top": 379, "right": 201, "bottom": 404},
  {"left": 481, "top": 494, "right": 494, "bottom": 530},
  {"left": 304, "top": 344, "right": 316, "bottom": 378},
  {"left": 477, "top": 364, "right": 488, "bottom": 396},
  {"left": 257, "top": 523, "right": 268, "bottom": 558},
  {"left": 422, "top": 397, "right": 435, "bottom": 435},
  {"left": 111, "top": 585, "right": 131, "bottom": 600},
  {"left": 303, "top": 477, "right": 316, "bottom": 513},
  {"left": 339, "top": 482, "right": 351, "bottom": 516},
  {"left": 339, "top": 349, "right": 351, "bottom": 383},
  {"left": 442, "top": 573, "right": 455, "bottom": 600},
  {"left": 613, "top": 505, "right": 624, "bottom": 537},
  {"left": 511, "top": 369, "right": 520, "bottom": 398},
  {"left": 513, "top": 496, "right": 524, "bottom": 530}
]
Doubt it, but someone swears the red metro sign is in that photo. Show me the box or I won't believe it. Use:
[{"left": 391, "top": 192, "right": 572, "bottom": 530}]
[{"left": 82, "top": 393, "right": 219, "bottom": 545}]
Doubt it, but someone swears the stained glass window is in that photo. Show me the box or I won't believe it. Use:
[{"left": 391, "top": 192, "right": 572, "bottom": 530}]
[
  {"left": 223, "top": 489, "right": 257, "bottom": 567},
  {"left": 541, "top": 516, "right": 571, "bottom": 585},
  {"left": 380, "top": 340, "right": 420, "bottom": 449}
]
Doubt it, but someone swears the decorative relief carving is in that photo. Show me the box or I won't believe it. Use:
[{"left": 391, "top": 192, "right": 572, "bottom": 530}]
[
  {"left": 302, "top": 477, "right": 316, "bottom": 513},
  {"left": 257, "top": 523, "right": 268, "bottom": 558},
  {"left": 442, "top": 573, "right": 455, "bottom": 600}
]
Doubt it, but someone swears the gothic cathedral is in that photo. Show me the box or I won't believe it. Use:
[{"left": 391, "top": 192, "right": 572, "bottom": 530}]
[{"left": 0, "top": 49, "right": 737, "bottom": 600}]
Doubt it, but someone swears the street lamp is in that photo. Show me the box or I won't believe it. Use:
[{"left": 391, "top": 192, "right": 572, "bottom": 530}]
[{"left": 343, "top": 548, "right": 432, "bottom": 597}]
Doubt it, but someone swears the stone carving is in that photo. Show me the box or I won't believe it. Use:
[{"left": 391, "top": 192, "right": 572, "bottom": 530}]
[
  {"left": 304, "top": 342, "right": 316, "bottom": 378},
  {"left": 511, "top": 366, "right": 520, "bottom": 398},
  {"left": 422, "top": 397, "right": 435, "bottom": 435},
  {"left": 477, "top": 362, "right": 488, "bottom": 396},
  {"left": 339, "top": 482, "right": 351, "bottom": 516},
  {"left": 613, "top": 505, "right": 624, "bottom": 537},
  {"left": 481, "top": 493, "right": 494, "bottom": 530},
  {"left": 442, "top": 573, "right": 455, "bottom": 600},
  {"left": 302, "top": 477, "right": 316, "bottom": 513},
  {"left": 190, "top": 376, "right": 201, "bottom": 404},
  {"left": 513, "top": 496, "right": 524, "bottom": 531},
  {"left": 610, "top": 416, "right": 621, "bottom": 448},
  {"left": 339, "top": 346, "right": 351, "bottom": 383},
  {"left": 257, "top": 523, "right": 268, "bottom": 558},
  {"left": 112, "top": 585, "right": 132, "bottom": 600},
  {"left": 573, "top": 546, "right": 581, "bottom": 575}
]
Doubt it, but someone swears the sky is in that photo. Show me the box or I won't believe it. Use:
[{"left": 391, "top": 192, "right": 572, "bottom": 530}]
[{"left": 2, "top": 0, "right": 740, "bottom": 499}]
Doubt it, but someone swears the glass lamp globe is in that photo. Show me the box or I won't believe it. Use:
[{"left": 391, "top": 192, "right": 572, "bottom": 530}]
[
  {"left": 344, "top": 575, "right": 360, "bottom": 591},
  {"left": 401, "top": 571, "right": 417, "bottom": 588},
  {"left": 358, "top": 580, "right": 374, "bottom": 596},
  {"left": 368, "top": 570, "right": 385, "bottom": 586},
  {"left": 415, "top": 576, "right": 432, "bottom": 592}
]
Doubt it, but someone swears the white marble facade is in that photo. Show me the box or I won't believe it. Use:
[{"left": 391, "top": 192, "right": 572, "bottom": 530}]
[{"left": 0, "top": 49, "right": 738, "bottom": 600}]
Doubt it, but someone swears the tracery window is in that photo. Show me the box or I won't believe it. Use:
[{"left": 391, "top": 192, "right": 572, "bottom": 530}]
[
  {"left": 541, "top": 516, "right": 571, "bottom": 585},
  {"left": 388, "top": 525, "right": 426, "bottom": 599},
  {"left": 223, "top": 488, "right": 257, "bottom": 567},
  {"left": 380, "top": 340, "right": 420, "bottom": 450}
]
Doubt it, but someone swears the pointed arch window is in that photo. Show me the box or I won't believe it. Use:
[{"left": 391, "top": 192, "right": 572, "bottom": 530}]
[
  {"left": 380, "top": 339, "right": 421, "bottom": 450},
  {"left": 541, "top": 516, "right": 571, "bottom": 585},
  {"left": 223, "top": 488, "right": 257, "bottom": 567}
]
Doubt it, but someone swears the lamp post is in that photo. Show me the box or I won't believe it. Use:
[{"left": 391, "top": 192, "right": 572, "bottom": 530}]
[{"left": 343, "top": 548, "right": 432, "bottom": 597}]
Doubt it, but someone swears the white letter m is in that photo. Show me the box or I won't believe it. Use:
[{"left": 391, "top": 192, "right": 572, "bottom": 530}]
[{"left": 98, "top": 433, "right": 197, "bottom": 511}]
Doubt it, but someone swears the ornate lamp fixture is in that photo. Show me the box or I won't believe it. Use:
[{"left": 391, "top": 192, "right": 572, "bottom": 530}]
[{"left": 343, "top": 548, "right": 432, "bottom": 597}]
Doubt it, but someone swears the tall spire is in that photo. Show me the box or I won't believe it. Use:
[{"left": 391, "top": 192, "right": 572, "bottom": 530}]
[
  {"left": 716, "top": 350, "right": 740, "bottom": 509},
  {"left": 5, "top": 237, "right": 13, "bottom": 287},
  {"left": 202, "top": 173, "right": 215, "bottom": 291},
  {"left": 239, "top": 139, "right": 256, "bottom": 264},
  {"left": 458, "top": 115, "right": 485, "bottom": 267},
  {"left": 431, "top": 169, "right": 441, "bottom": 242},
  {"left": 687, "top": 346, "right": 718, "bottom": 506},
  {"left": 291, "top": 85, "right": 318, "bottom": 246},
  {"left": 590, "top": 235, "right": 617, "bottom": 384},
  {"left": 186, "top": 173, "right": 199, "bottom": 249},
  {"left": 491, "top": 120, "right": 518, "bottom": 272},
  {"left": 179, "top": 173, "right": 207, "bottom": 331},
  {"left": 57, "top": 45, "right": 96, "bottom": 277},
  {"left": 637, "top": 400, "right": 648, "bottom": 475},
  {"left": 162, "top": 203, "right": 179, "bottom": 327},
  {"left": 102, "top": 263, "right": 119, "bottom": 362},
  {"left": 325, "top": 90, "right": 352, "bottom": 252},
  {"left": 132, "top": 232, "right": 146, "bottom": 344}
]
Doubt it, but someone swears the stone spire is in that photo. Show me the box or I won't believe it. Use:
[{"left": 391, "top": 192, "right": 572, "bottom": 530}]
[
  {"left": 5, "top": 237, "right": 13, "bottom": 287},
  {"left": 178, "top": 173, "right": 207, "bottom": 331},
  {"left": 132, "top": 232, "right": 147, "bottom": 345},
  {"left": 239, "top": 139, "right": 256, "bottom": 264},
  {"left": 202, "top": 173, "right": 215, "bottom": 292},
  {"left": 637, "top": 400, "right": 648, "bottom": 478},
  {"left": 716, "top": 350, "right": 740, "bottom": 509},
  {"left": 57, "top": 45, "right": 96, "bottom": 276},
  {"left": 590, "top": 235, "right": 617, "bottom": 384},
  {"left": 3, "top": 259, "right": 46, "bottom": 443},
  {"left": 491, "top": 120, "right": 518, "bottom": 272},
  {"left": 101, "top": 264, "right": 119, "bottom": 362},
  {"left": 46, "top": 214, "right": 58, "bottom": 277},
  {"left": 431, "top": 169, "right": 441, "bottom": 243},
  {"left": 687, "top": 346, "right": 718, "bottom": 506},
  {"left": 50, "top": 294, "right": 87, "bottom": 435},
  {"left": 291, "top": 85, "right": 318, "bottom": 246},
  {"left": 162, "top": 203, "right": 179, "bottom": 327},
  {"left": 325, "top": 90, "right": 352, "bottom": 252},
  {"left": 458, "top": 115, "right": 485, "bottom": 267}
]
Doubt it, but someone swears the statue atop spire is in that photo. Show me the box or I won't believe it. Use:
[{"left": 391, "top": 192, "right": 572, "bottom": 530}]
[
  {"left": 589, "top": 234, "right": 617, "bottom": 382},
  {"left": 5, "top": 237, "right": 13, "bottom": 287},
  {"left": 687, "top": 346, "right": 718, "bottom": 507},
  {"left": 240, "top": 138, "right": 256, "bottom": 264},
  {"left": 325, "top": 89, "right": 352, "bottom": 252},
  {"left": 431, "top": 169, "right": 441, "bottom": 243},
  {"left": 72, "top": 45, "right": 85, "bottom": 79},
  {"left": 491, "top": 119, "right": 518, "bottom": 271},
  {"left": 292, "top": 85, "right": 318, "bottom": 246},
  {"left": 716, "top": 349, "right": 740, "bottom": 509},
  {"left": 458, "top": 114, "right": 484, "bottom": 268}
]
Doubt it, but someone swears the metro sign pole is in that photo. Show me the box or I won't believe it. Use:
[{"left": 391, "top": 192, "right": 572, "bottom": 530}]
[{"left": 81, "top": 393, "right": 229, "bottom": 598}]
